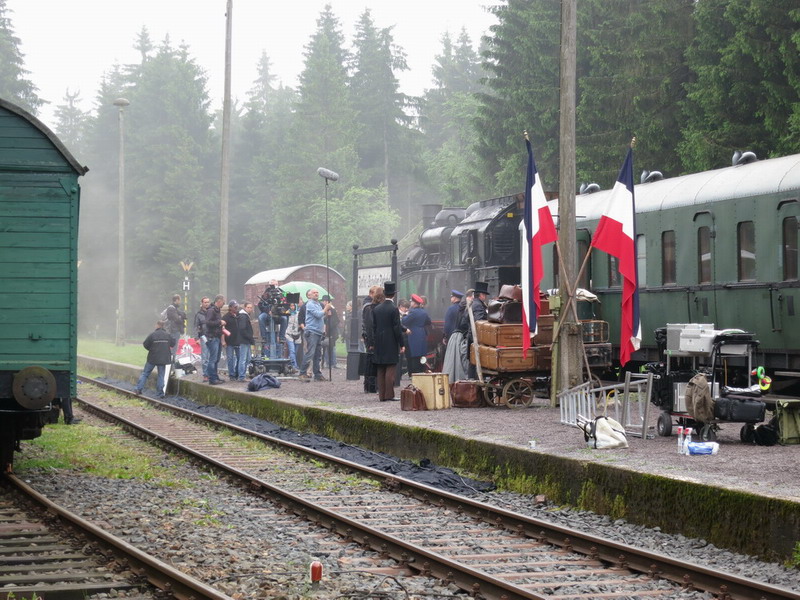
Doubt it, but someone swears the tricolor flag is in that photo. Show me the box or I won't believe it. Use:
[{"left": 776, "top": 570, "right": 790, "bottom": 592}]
[
  {"left": 590, "top": 146, "right": 641, "bottom": 366},
  {"left": 521, "top": 138, "right": 558, "bottom": 358}
]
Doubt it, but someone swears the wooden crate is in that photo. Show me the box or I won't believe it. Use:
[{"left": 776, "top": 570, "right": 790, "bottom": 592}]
[
  {"left": 471, "top": 344, "right": 535, "bottom": 371},
  {"left": 476, "top": 321, "right": 525, "bottom": 347}
]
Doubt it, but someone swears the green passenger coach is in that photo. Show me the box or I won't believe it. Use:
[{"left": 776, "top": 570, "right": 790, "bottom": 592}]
[{"left": 0, "top": 97, "right": 87, "bottom": 471}]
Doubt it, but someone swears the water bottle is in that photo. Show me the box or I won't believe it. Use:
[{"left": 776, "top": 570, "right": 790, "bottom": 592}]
[
  {"left": 677, "top": 427, "right": 684, "bottom": 454},
  {"left": 683, "top": 427, "right": 692, "bottom": 455}
]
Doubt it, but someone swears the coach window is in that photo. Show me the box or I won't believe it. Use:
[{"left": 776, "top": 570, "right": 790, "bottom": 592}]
[
  {"left": 662, "top": 230, "right": 676, "bottom": 285},
  {"left": 636, "top": 234, "right": 646, "bottom": 287},
  {"left": 784, "top": 216, "right": 798, "bottom": 281},
  {"left": 577, "top": 239, "right": 589, "bottom": 289},
  {"left": 737, "top": 221, "right": 756, "bottom": 281},
  {"left": 608, "top": 255, "right": 621, "bottom": 287},
  {"left": 698, "top": 226, "right": 711, "bottom": 284}
]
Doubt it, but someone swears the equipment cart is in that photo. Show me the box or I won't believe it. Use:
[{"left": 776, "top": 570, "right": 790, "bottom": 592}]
[{"left": 648, "top": 324, "right": 766, "bottom": 442}]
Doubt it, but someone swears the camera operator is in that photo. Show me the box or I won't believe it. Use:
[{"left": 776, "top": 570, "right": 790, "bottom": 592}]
[{"left": 257, "top": 279, "right": 289, "bottom": 355}]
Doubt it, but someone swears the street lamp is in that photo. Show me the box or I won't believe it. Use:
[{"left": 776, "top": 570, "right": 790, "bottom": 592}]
[
  {"left": 317, "top": 167, "right": 339, "bottom": 381},
  {"left": 113, "top": 98, "right": 130, "bottom": 346}
]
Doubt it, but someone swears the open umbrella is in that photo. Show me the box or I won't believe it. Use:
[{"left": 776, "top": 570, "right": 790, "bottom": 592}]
[{"left": 280, "top": 280, "right": 331, "bottom": 301}]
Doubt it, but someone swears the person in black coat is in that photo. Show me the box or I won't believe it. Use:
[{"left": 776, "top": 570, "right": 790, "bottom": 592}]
[
  {"left": 134, "top": 320, "right": 176, "bottom": 398},
  {"left": 371, "top": 282, "right": 404, "bottom": 401}
]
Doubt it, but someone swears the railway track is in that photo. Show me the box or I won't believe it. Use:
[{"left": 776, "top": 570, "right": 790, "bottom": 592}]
[
  {"left": 0, "top": 473, "right": 232, "bottom": 600},
  {"left": 74, "top": 377, "right": 798, "bottom": 600}
]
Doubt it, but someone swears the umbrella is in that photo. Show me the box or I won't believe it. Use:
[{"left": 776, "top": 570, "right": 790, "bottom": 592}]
[{"left": 280, "top": 280, "right": 332, "bottom": 301}]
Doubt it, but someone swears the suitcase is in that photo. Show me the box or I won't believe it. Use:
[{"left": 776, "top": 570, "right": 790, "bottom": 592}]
[
  {"left": 477, "top": 321, "right": 524, "bottom": 347},
  {"left": 411, "top": 373, "right": 451, "bottom": 409},
  {"left": 451, "top": 380, "right": 485, "bottom": 408},
  {"left": 400, "top": 384, "right": 427, "bottom": 411},
  {"left": 714, "top": 396, "right": 766, "bottom": 423}
]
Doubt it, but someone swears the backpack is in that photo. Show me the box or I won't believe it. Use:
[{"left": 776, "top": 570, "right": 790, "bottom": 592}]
[{"left": 160, "top": 306, "right": 170, "bottom": 321}]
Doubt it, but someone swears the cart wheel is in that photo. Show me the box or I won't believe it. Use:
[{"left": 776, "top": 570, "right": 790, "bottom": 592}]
[
  {"left": 699, "top": 424, "right": 717, "bottom": 442},
  {"left": 502, "top": 378, "right": 534, "bottom": 408},
  {"left": 740, "top": 423, "right": 755, "bottom": 444},
  {"left": 483, "top": 384, "right": 500, "bottom": 406},
  {"left": 656, "top": 412, "right": 672, "bottom": 437}
]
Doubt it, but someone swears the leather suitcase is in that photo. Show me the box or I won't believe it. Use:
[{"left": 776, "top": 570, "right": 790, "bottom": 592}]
[
  {"left": 535, "top": 314, "right": 555, "bottom": 345},
  {"left": 477, "top": 321, "right": 525, "bottom": 347},
  {"left": 411, "top": 373, "right": 451, "bottom": 409},
  {"left": 400, "top": 384, "right": 427, "bottom": 411},
  {"left": 451, "top": 380, "right": 485, "bottom": 408},
  {"left": 487, "top": 300, "right": 523, "bottom": 324}
]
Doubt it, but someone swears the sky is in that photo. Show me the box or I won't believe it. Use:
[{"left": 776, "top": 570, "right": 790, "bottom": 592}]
[{"left": 8, "top": 0, "right": 498, "bottom": 128}]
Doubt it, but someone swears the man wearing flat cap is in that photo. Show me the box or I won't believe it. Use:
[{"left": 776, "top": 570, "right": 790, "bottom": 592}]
[
  {"left": 402, "top": 293, "right": 432, "bottom": 375},
  {"left": 443, "top": 290, "right": 463, "bottom": 344},
  {"left": 371, "top": 281, "right": 404, "bottom": 401}
]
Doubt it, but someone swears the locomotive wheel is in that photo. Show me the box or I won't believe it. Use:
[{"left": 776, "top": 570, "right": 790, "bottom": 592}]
[
  {"left": 699, "top": 423, "right": 717, "bottom": 442},
  {"left": 502, "top": 378, "right": 534, "bottom": 408},
  {"left": 740, "top": 424, "right": 755, "bottom": 443},
  {"left": 656, "top": 411, "right": 672, "bottom": 437},
  {"left": 12, "top": 366, "right": 56, "bottom": 409}
]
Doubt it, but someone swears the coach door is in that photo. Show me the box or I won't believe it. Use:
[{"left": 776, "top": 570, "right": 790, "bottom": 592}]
[
  {"left": 775, "top": 199, "right": 800, "bottom": 335},
  {"left": 691, "top": 211, "right": 717, "bottom": 323}
]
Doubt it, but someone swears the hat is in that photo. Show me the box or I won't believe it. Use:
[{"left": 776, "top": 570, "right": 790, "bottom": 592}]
[
  {"left": 228, "top": 299, "right": 238, "bottom": 307},
  {"left": 411, "top": 293, "right": 424, "bottom": 304},
  {"left": 474, "top": 281, "right": 490, "bottom": 295},
  {"left": 321, "top": 295, "right": 330, "bottom": 302},
  {"left": 383, "top": 281, "right": 397, "bottom": 296},
  {"left": 450, "top": 289, "right": 464, "bottom": 299}
]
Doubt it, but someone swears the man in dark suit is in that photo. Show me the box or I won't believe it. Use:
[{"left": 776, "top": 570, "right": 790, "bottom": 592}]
[{"left": 371, "top": 281, "right": 404, "bottom": 401}]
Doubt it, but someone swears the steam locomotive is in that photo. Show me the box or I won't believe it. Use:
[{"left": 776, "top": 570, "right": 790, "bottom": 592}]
[
  {"left": 0, "top": 98, "right": 87, "bottom": 470},
  {"left": 399, "top": 151, "right": 800, "bottom": 391}
]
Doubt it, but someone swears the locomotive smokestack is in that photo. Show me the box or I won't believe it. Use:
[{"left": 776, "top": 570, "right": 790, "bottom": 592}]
[{"left": 420, "top": 204, "right": 443, "bottom": 229}]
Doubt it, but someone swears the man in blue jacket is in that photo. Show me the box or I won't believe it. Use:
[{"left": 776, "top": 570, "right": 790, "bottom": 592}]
[
  {"left": 134, "top": 320, "right": 176, "bottom": 398},
  {"left": 402, "top": 294, "right": 432, "bottom": 375},
  {"left": 298, "top": 288, "right": 331, "bottom": 381}
]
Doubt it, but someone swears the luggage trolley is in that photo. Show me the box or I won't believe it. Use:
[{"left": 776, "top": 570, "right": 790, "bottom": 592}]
[{"left": 647, "top": 324, "right": 766, "bottom": 442}]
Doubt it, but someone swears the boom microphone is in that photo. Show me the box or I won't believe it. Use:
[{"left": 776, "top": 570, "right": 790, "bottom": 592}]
[{"left": 317, "top": 167, "right": 339, "bottom": 181}]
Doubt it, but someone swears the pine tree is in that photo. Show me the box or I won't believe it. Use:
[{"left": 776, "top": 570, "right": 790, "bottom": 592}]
[
  {"left": 576, "top": 0, "right": 693, "bottom": 186},
  {"left": 474, "top": 0, "right": 561, "bottom": 193},
  {"left": 53, "top": 89, "right": 89, "bottom": 158},
  {"left": 421, "top": 29, "right": 487, "bottom": 205},
  {"left": 350, "top": 9, "right": 410, "bottom": 192},
  {"left": 680, "top": 0, "right": 800, "bottom": 170},
  {"left": 0, "top": 0, "right": 43, "bottom": 113}
]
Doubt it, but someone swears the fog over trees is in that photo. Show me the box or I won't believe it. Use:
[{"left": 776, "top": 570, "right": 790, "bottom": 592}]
[{"left": 1, "top": 0, "right": 799, "bottom": 338}]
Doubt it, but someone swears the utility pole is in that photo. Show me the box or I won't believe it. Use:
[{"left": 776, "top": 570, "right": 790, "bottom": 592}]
[
  {"left": 113, "top": 97, "right": 130, "bottom": 346},
  {"left": 556, "top": 0, "right": 582, "bottom": 394},
  {"left": 219, "top": 0, "right": 232, "bottom": 296}
]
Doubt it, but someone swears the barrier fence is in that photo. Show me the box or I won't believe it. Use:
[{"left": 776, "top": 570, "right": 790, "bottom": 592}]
[{"left": 558, "top": 371, "right": 654, "bottom": 440}]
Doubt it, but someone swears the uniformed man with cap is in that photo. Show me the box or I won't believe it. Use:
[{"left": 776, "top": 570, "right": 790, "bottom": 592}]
[
  {"left": 443, "top": 289, "right": 464, "bottom": 343},
  {"left": 402, "top": 293, "right": 432, "bottom": 375}
]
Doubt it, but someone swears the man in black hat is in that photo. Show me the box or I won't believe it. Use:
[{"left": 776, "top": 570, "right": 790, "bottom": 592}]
[
  {"left": 471, "top": 281, "right": 490, "bottom": 321},
  {"left": 467, "top": 282, "right": 490, "bottom": 378},
  {"left": 371, "top": 281, "right": 404, "bottom": 401}
]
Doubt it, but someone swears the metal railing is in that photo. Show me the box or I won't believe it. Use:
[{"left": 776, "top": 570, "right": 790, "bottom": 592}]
[{"left": 558, "top": 372, "right": 654, "bottom": 439}]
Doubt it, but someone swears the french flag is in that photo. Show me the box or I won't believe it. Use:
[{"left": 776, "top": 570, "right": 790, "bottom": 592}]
[
  {"left": 521, "top": 138, "right": 558, "bottom": 358},
  {"left": 590, "top": 146, "right": 641, "bottom": 366}
]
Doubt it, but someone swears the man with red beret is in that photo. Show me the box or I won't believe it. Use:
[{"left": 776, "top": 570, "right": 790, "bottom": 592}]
[{"left": 401, "top": 293, "right": 431, "bottom": 375}]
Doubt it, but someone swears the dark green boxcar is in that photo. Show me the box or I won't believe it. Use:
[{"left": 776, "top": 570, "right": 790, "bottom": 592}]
[{"left": 0, "top": 98, "right": 87, "bottom": 470}]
